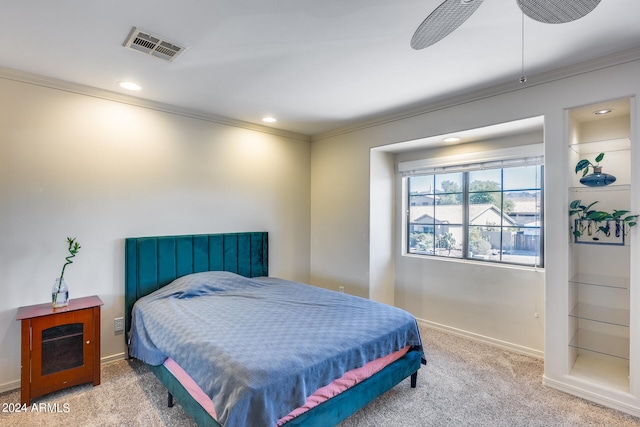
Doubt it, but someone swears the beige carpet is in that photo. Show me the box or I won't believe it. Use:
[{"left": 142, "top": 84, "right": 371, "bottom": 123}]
[{"left": 1, "top": 325, "right": 639, "bottom": 426}]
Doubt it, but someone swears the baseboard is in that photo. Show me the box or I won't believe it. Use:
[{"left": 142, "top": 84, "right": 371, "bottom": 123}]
[
  {"left": 101, "top": 352, "right": 127, "bottom": 365},
  {"left": 0, "top": 379, "right": 20, "bottom": 394},
  {"left": 416, "top": 318, "right": 544, "bottom": 360},
  {"left": 543, "top": 375, "right": 640, "bottom": 418},
  {"left": 0, "top": 353, "right": 128, "bottom": 393}
]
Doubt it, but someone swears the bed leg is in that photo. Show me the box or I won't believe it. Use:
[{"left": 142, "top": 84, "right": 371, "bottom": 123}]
[
  {"left": 410, "top": 371, "right": 418, "bottom": 388},
  {"left": 168, "top": 392, "right": 174, "bottom": 407}
]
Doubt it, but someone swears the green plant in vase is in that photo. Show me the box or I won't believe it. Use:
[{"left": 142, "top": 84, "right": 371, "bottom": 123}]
[
  {"left": 569, "top": 199, "right": 598, "bottom": 237},
  {"left": 574, "top": 152, "right": 616, "bottom": 187},
  {"left": 570, "top": 200, "right": 638, "bottom": 239},
  {"left": 612, "top": 209, "right": 639, "bottom": 237},
  {"left": 574, "top": 152, "right": 604, "bottom": 177},
  {"left": 52, "top": 237, "right": 81, "bottom": 308}
]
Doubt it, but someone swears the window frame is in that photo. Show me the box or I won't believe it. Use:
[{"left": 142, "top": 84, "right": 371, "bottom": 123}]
[{"left": 405, "top": 162, "right": 544, "bottom": 268}]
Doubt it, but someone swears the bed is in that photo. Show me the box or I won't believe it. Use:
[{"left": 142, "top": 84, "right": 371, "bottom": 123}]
[{"left": 125, "top": 232, "right": 425, "bottom": 427}]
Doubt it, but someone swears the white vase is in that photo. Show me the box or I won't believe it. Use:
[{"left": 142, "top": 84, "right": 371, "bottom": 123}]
[{"left": 52, "top": 277, "right": 69, "bottom": 308}]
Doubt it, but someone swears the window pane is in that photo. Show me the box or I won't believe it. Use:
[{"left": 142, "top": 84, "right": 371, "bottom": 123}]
[
  {"left": 469, "top": 191, "right": 502, "bottom": 211},
  {"left": 434, "top": 202, "right": 463, "bottom": 226},
  {"left": 468, "top": 226, "right": 501, "bottom": 260},
  {"left": 409, "top": 199, "right": 435, "bottom": 254},
  {"left": 503, "top": 227, "right": 541, "bottom": 265},
  {"left": 408, "top": 229, "right": 434, "bottom": 255},
  {"left": 435, "top": 226, "right": 462, "bottom": 258},
  {"left": 505, "top": 190, "right": 541, "bottom": 227},
  {"left": 468, "top": 226, "right": 493, "bottom": 259},
  {"left": 503, "top": 165, "right": 541, "bottom": 190},
  {"left": 469, "top": 169, "right": 501, "bottom": 191},
  {"left": 469, "top": 201, "right": 504, "bottom": 227},
  {"left": 409, "top": 174, "right": 434, "bottom": 194},
  {"left": 469, "top": 170, "right": 502, "bottom": 212},
  {"left": 437, "top": 192, "right": 462, "bottom": 206},
  {"left": 435, "top": 173, "right": 462, "bottom": 194}
]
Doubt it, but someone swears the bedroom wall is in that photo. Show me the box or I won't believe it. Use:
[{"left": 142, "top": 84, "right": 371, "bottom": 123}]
[
  {"left": 309, "top": 52, "right": 640, "bottom": 357},
  {"left": 0, "top": 76, "right": 311, "bottom": 390}
]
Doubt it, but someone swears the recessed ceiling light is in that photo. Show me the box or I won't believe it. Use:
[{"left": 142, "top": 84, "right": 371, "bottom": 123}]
[
  {"left": 443, "top": 137, "right": 460, "bottom": 143},
  {"left": 593, "top": 109, "right": 612, "bottom": 115},
  {"left": 262, "top": 117, "right": 277, "bottom": 123},
  {"left": 118, "top": 81, "right": 141, "bottom": 91}
]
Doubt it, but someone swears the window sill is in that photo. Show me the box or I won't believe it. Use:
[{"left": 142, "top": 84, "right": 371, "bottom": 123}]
[{"left": 401, "top": 252, "right": 544, "bottom": 272}]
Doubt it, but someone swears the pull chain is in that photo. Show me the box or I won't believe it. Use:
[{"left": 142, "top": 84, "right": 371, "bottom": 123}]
[{"left": 520, "top": 10, "right": 527, "bottom": 83}]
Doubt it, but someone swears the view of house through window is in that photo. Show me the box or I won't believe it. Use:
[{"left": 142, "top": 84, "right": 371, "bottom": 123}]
[{"left": 407, "top": 164, "right": 543, "bottom": 266}]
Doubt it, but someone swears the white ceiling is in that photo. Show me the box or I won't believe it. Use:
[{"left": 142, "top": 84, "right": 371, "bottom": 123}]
[{"left": 2, "top": 0, "right": 640, "bottom": 137}]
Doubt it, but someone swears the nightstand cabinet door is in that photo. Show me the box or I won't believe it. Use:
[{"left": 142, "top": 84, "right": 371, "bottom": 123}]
[{"left": 30, "top": 308, "right": 95, "bottom": 398}]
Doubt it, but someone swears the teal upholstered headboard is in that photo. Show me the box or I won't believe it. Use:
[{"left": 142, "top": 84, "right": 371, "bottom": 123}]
[{"left": 124, "top": 232, "right": 268, "bottom": 337}]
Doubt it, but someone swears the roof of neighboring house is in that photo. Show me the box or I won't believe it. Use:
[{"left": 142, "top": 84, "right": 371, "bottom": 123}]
[
  {"left": 411, "top": 204, "right": 519, "bottom": 227},
  {"left": 509, "top": 199, "right": 540, "bottom": 214}
]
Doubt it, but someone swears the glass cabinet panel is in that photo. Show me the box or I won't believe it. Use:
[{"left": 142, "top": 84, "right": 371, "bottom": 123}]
[{"left": 41, "top": 323, "right": 84, "bottom": 375}]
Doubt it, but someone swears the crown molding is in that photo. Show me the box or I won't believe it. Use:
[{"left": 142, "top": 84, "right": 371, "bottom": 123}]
[
  {"left": 4, "top": 44, "right": 640, "bottom": 144},
  {"left": 0, "top": 66, "right": 311, "bottom": 143},
  {"left": 311, "top": 45, "right": 640, "bottom": 142}
]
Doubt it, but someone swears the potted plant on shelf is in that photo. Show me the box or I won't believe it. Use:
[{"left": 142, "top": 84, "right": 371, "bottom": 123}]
[
  {"left": 574, "top": 152, "right": 616, "bottom": 187},
  {"left": 569, "top": 200, "right": 637, "bottom": 243},
  {"left": 52, "top": 237, "right": 81, "bottom": 308}
]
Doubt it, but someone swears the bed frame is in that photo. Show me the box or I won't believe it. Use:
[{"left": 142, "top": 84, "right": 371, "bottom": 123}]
[{"left": 125, "top": 232, "right": 421, "bottom": 427}]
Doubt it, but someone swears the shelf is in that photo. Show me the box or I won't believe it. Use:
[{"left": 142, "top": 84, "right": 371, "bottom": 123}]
[
  {"left": 569, "top": 273, "right": 629, "bottom": 289},
  {"left": 568, "top": 138, "right": 630, "bottom": 154},
  {"left": 570, "top": 353, "right": 629, "bottom": 393},
  {"left": 569, "top": 329, "right": 629, "bottom": 360},
  {"left": 569, "top": 303, "right": 629, "bottom": 327},
  {"left": 569, "top": 184, "right": 630, "bottom": 192}
]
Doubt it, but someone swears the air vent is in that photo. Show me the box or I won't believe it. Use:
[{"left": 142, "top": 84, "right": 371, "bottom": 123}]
[{"left": 123, "top": 27, "right": 185, "bottom": 62}]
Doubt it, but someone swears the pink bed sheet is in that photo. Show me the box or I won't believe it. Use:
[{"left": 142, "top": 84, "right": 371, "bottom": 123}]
[{"left": 162, "top": 345, "right": 410, "bottom": 425}]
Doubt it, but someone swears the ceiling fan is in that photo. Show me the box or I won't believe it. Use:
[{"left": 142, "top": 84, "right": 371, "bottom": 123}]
[{"left": 410, "top": 0, "right": 602, "bottom": 50}]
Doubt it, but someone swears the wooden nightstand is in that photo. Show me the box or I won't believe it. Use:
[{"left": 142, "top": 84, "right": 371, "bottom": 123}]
[{"left": 16, "top": 295, "right": 103, "bottom": 405}]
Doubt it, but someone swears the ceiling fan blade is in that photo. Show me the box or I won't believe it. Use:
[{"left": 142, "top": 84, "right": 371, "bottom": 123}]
[
  {"left": 516, "top": 0, "right": 601, "bottom": 24},
  {"left": 411, "top": 0, "right": 484, "bottom": 50}
]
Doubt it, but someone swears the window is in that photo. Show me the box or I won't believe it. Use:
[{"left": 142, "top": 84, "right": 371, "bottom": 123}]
[{"left": 406, "top": 162, "right": 543, "bottom": 267}]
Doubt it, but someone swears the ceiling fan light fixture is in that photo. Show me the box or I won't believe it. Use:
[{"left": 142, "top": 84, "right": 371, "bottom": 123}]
[{"left": 516, "top": 0, "right": 601, "bottom": 24}]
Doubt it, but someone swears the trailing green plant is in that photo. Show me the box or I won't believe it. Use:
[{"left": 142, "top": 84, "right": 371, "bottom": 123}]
[
  {"left": 574, "top": 152, "right": 604, "bottom": 177},
  {"left": 569, "top": 200, "right": 638, "bottom": 238}
]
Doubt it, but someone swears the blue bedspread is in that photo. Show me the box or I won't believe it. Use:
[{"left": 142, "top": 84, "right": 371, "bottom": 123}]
[{"left": 129, "top": 271, "right": 424, "bottom": 427}]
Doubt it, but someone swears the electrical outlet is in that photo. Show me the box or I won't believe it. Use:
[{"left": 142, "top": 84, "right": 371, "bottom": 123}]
[
  {"left": 338, "top": 286, "right": 345, "bottom": 293},
  {"left": 114, "top": 317, "right": 125, "bottom": 332}
]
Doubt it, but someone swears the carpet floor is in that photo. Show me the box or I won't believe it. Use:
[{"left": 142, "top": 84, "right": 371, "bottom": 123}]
[{"left": 1, "top": 325, "right": 639, "bottom": 426}]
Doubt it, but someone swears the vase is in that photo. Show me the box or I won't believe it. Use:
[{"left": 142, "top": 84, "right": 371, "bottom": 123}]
[
  {"left": 52, "top": 277, "right": 69, "bottom": 308},
  {"left": 580, "top": 166, "right": 616, "bottom": 187}
]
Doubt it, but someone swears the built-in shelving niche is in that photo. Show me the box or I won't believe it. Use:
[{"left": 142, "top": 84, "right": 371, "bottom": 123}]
[{"left": 567, "top": 98, "right": 632, "bottom": 393}]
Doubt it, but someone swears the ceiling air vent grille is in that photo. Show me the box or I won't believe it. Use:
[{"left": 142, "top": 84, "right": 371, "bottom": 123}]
[{"left": 123, "top": 27, "right": 185, "bottom": 62}]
